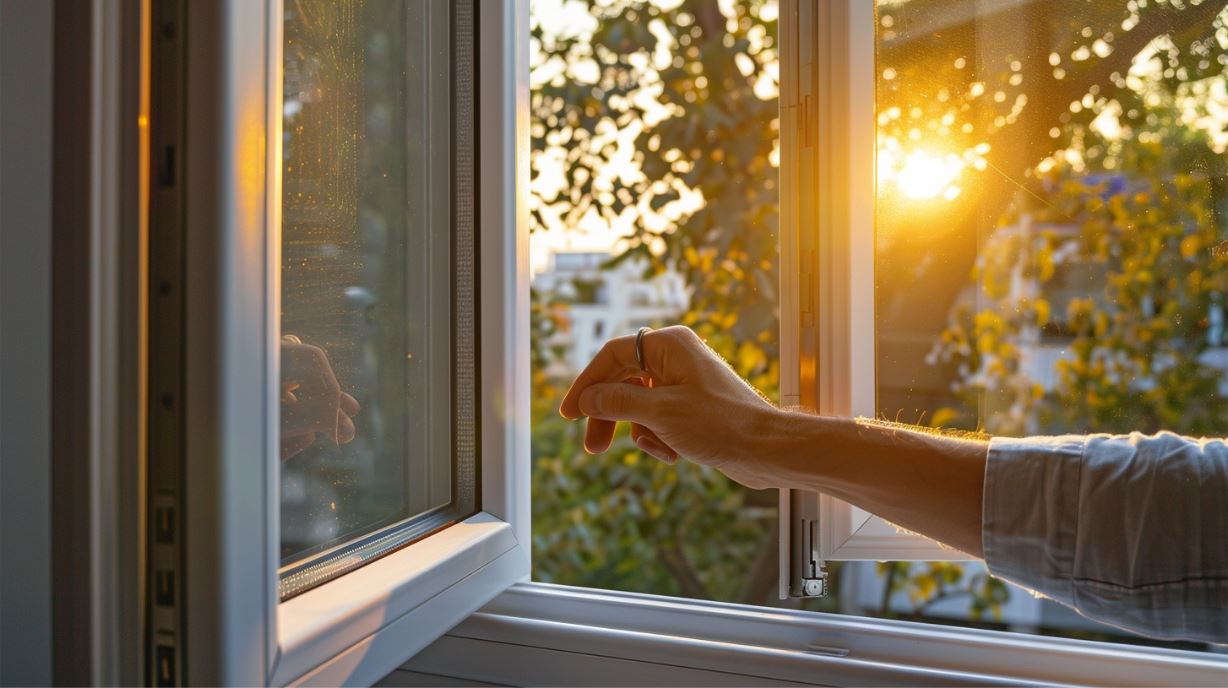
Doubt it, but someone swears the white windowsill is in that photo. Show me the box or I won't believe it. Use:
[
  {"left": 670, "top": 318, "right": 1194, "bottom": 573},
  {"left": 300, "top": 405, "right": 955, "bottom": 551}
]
[
  {"left": 272, "top": 513, "right": 528, "bottom": 686},
  {"left": 403, "top": 582, "right": 1227, "bottom": 687}
]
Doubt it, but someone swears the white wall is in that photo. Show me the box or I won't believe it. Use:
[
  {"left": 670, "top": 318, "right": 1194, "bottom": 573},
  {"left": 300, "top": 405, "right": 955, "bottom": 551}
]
[{"left": 0, "top": 0, "right": 55, "bottom": 684}]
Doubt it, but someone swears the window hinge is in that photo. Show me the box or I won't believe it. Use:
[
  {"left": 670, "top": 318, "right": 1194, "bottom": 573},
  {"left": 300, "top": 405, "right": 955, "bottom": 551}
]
[
  {"left": 788, "top": 488, "right": 829, "bottom": 599},
  {"left": 797, "top": 517, "right": 828, "bottom": 598}
]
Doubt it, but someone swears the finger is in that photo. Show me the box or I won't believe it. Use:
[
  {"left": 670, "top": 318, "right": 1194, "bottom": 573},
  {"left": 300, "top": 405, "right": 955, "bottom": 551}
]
[
  {"left": 635, "top": 435, "right": 677, "bottom": 464},
  {"left": 583, "top": 380, "right": 664, "bottom": 454},
  {"left": 627, "top": 379, "right": 654, "bottom": 445},
  {"left": 328, "top": 395, "right": 341, "bottom": 442},
  {"left": 301, "top": 348, "right": 343, "bottom": 440},
  {"left": 630, "top": 422, "right": 663, "bottom": 447},
  {"left": 578, "top": 382, "right": 662, "bottom": 424},
  {"left": 560, "top": 335, "right": 640, "bottom": 420},
  {"left": 337, "top": 411, "right": 356, "bottom": 444},
  {"left": 308, "top": 347, "right": 343, "bottom": 398},
  {"left": 290, "top": 402, "right": 344, "bottom": 434},
  {"left": 632, "top": 423, "right": 677, "bottom": 460},
  {"left": 280, "top": 432, "right": 316, "bottom": 461},
  {"left": 583, "top": 417, "right": 617, "bottom": 455},
  {"left": 339, "top": 392, "right": 360, "bottom": 416}
]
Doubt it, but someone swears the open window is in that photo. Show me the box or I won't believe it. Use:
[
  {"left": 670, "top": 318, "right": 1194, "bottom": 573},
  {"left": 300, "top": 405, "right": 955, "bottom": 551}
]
[
  {"left": 152, "top": 0, "right": 531, "bottom": 683},
  {"left": 23, "top": 0, "right": 1227, "bottom": 684},
  {"left": 778, "top": 0, "right": 964, "bottom": 601},
  {"left": 781, "top": 0, "right": 1228, "bottom": 597}
]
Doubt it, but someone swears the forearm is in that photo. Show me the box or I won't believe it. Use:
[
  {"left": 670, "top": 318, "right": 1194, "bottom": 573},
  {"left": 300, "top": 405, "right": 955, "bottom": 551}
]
[
  {"left": 761, "top": 410, "right": 988, "bottom": 558},
  {"left": 981, "top": 432, "right": 1227, "bottom": 643}
]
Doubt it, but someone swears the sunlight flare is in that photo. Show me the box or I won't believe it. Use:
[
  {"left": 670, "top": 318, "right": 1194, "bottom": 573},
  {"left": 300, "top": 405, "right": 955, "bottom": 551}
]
[{"left": 889, "top": 149, "right": 965, "bottom": 200}]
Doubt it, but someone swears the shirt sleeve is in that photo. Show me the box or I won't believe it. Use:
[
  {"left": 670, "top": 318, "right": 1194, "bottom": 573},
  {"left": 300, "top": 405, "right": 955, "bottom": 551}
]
[{"left": 982, "top": 432, "right": 1228, "bottom": 645}]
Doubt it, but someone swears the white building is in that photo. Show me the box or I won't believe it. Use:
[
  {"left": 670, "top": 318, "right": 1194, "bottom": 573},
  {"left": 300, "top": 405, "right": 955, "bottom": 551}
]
[{"left": 534, "top": 251, "right": 690, "bottom": 375}]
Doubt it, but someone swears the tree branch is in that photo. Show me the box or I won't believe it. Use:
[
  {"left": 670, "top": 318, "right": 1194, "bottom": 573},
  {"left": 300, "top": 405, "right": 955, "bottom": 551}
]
[{"left": 1022, "top": 0, "right": 1228, "bottom": 141}]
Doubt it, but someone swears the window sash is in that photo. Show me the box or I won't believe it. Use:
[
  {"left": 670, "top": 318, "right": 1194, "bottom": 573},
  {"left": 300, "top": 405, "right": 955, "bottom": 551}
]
[
  {"left": 274, "top": 0, "right": 479, "bottom": 600},
  {"left": 175, "top": 0, "right": 530, "bottom": 683},
  {"left": 778, "top": 0, "right": 964, "bottom": 602}
]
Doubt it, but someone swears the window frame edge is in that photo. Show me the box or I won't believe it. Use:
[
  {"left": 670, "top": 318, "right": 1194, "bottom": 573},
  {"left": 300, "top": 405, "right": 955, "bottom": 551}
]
[
  {"left": 779, "top": 0, "right": 971, "bottom": 577},
  {"left": 269, "top": 0, "right": 535, "bottom": 681},
  {"left": 406, "top": 583, "right": 1227, "bottom": 687}
]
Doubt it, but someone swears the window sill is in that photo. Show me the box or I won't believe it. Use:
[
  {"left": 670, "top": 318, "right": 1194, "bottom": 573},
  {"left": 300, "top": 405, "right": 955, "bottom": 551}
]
[
  {"left": 272, "top": 512, "right": 529, "bottom": 686},
  {"left": 402, "top": 582, "right": 1226, "bottom": 686}
]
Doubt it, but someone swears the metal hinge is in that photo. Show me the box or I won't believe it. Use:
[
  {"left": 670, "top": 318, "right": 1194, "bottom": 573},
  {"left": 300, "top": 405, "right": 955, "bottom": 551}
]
[
  {"left": 788, "top": 489, "right": 829, "bottom": 598},
  {"left": 797, "top": 517, "right": 828, "bottom": 598}
]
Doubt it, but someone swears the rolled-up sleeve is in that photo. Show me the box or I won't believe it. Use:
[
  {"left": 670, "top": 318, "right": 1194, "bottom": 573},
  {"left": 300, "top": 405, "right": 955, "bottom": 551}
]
[{"left": 983, "top": 432, "right": 1228, "bottom": 644}]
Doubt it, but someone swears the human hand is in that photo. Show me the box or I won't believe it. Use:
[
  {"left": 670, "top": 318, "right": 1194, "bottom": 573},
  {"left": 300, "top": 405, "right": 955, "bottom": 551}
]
[
  {"left": 560, "top": 326, "right": 782, "bottom": 489},
  {"left": 280, "top": 336, "right": 361, "bottom": 460}
]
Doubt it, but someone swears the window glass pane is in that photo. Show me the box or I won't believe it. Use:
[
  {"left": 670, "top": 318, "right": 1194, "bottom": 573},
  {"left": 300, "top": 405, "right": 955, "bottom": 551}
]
[
  {"left": 278, "top": 0, "right": 476, "bottom": 599},
  {"left": 872, "top": 0, "right": 1226, "bottom": 649},
  {"left": 529, "top": 0, "right": 782, "bottom": 604}
]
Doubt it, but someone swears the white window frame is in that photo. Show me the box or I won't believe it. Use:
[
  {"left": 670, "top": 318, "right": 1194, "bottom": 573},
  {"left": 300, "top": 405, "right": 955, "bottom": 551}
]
[
  {"left": 178, "top": 0, "right": 531, "bottom": 684},
  {"left": 777, "top": 0, "right": 970, "bottom": 592},
  {"left": 401, "top": 583, "right": 1228, "bottom": 686}
]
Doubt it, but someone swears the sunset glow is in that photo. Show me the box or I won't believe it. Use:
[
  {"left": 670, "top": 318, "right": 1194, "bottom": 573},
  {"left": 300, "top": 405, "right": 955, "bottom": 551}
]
[{"left": 883, "top": 149, "right": 964, "bottom": 201}]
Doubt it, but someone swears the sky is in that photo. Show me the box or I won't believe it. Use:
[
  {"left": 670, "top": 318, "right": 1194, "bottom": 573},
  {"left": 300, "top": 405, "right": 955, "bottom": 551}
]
[{"left": 530, "top": 0, "right": 611, "bottom": 274}]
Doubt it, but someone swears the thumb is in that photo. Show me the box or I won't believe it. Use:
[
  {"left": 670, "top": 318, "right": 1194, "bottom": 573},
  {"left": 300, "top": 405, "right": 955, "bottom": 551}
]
[{"left": 578, "top": 382, "right": 659, "bottom": 423}]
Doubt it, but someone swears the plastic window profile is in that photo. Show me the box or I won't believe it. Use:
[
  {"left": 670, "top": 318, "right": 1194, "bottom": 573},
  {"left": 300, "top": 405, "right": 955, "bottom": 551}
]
[{"left": 778, "top": 0, "right": 968, "bottom": 603}]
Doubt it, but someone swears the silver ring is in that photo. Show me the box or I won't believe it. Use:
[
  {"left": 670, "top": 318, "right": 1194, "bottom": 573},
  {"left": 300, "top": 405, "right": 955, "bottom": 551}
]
[{"left": 635, "top": 327, "right": 651, "bottom": 372}]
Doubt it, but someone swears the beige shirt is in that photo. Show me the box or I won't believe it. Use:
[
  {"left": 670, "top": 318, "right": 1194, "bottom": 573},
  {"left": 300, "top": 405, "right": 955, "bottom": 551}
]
[{"left": 983, "top": 432, "right": 1227, "bottom": 645}]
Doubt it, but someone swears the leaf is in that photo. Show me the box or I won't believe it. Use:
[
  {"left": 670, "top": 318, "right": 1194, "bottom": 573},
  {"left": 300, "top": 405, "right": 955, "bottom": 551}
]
[
  {"left": 1033, "top": 298, "right": 1051, "bottom": 327},
  {"left": 1180, "top": 234, "right": 1201, "bottom": 260}
]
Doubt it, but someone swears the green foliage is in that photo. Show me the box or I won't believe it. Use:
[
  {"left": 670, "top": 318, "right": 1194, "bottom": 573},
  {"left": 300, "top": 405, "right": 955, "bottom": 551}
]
[{"left": 877, "top": 562, "right": 1011, "bottom": 621}]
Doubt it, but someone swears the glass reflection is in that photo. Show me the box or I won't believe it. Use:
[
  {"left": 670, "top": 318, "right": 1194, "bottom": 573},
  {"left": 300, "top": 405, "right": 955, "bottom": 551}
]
[{"left": 279, "top": 0, "right": 454, "bottom": 568}]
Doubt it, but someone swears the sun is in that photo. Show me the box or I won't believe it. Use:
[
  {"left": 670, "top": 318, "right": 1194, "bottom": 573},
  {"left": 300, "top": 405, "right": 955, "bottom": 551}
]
[{"left": 881, "top": 147, "right": 965, "bottom": 201}]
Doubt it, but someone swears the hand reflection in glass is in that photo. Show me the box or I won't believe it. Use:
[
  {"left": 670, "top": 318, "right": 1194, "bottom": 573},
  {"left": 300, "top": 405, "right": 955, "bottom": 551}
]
[{"left": 280, "top": 335, "right": 361, "bottom": 460}]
